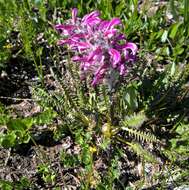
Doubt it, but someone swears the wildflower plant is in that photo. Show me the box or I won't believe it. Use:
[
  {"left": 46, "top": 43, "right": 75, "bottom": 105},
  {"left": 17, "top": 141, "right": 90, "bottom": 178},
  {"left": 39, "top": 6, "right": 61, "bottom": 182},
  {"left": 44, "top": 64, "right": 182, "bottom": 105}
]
[{"left": 55, "top": 8, "right": 138, "bottom": 88}]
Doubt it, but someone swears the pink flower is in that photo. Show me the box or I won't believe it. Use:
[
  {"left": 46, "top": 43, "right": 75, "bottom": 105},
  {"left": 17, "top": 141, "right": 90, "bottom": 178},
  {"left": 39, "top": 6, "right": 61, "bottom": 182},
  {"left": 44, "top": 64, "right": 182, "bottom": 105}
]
[
  {"left": 108, "top": 48, "right": 121, "bottom": 68},
  {"left": 55, "top": 8, "right": 138, "bottom": 87}
]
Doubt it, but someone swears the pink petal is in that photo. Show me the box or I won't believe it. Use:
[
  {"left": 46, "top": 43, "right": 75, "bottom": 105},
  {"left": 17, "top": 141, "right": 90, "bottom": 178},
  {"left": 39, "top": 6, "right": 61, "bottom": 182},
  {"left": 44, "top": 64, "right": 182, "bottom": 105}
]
[
  {"left": 72, "top": 55, "right": 85, "bottom": 62},
  {"left": 55, "top": 24, "right": 75, "bottom": 35},
  {"left": 92, "top": 69, "right": 105, "bottom": 86},
  {"left": 98, "top": 20, "right": 109, "bottom": 30},
  {"left": 58, "top": 38, "right": 80, "bottom": 46},
  {"left": 87, "top": 47, "right": 102, "bottom": 61},
  {"left": 82, "top": 11, "right": 101, "bottom": 26},
  {"left": 85, "top": 17, "right": 101, "bottom": 26},
  {"left": 123, "top": 50, "right": 137, "bottom": 62},
  {"left": 108, "top": 48, "right": 121, "bottom": 68},
  {"left": 58, "top": 39, "right": 79, "bottom": 48},
  {"left": 104, "top": 29, "right": 117, "bottom": 38},
  {"left": 83, "top": 62, "right": 92, "bottom": 71},
  {"left": 107, "top": 18, "right": 121, "bottom": 30},
  {"left": 76, "top": 42, "right": 91, "bottom": 51},
  {"left": 115, "top": 34, "right": 126, "bottom": 40},
  {"left": 72, "top": 33, "right": 85, "bottom": 39},
  {"left": 65, "top": 39, "right": 76, "bottom": 46},
  {"left": 82, "top": 11, "right": 100, "bottom": 22},
  {"left": 72, "top": 8, "right": 78, "bottom": 24},
  {"left": 123, "top": 42, "right": 138, "bottom": 55},
  {"left": 55, "top": 24, "right": 74, "bottom": 30}
]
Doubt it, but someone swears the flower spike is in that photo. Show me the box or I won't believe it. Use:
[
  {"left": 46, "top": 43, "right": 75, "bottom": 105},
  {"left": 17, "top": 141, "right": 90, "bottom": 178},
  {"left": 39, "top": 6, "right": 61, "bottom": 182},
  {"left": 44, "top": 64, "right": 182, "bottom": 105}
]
[{"left": 55, "top": 9, "right": 138, "bottom": 87}]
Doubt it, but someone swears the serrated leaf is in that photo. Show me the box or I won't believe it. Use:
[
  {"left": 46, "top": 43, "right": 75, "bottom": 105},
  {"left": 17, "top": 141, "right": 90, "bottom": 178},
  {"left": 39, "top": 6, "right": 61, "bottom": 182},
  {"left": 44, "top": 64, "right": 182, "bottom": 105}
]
[
  {"left": 124, "top": 112, "right": 147, "bottom": 128},
  {"left": 122, "top": 126, "right": 158, "bottom": 143},
  {"left": 129, "top": 142, "right": 157, "bottom": 163}
]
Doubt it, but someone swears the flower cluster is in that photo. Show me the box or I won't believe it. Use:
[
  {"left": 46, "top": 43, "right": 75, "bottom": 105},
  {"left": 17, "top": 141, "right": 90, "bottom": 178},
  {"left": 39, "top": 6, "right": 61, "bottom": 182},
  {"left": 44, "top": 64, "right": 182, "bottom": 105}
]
[{"left": 55, "top": 8, "right": 137, "bottom": 87}]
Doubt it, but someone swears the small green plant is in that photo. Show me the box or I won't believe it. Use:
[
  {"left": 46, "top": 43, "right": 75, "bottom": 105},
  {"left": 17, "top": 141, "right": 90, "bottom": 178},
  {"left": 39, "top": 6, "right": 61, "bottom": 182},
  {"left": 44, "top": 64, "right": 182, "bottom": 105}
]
[
  {"left": 0, "top": 177, "right": 32, "bottom": 190},
  {"left": 37, "top": 163, "right": 56, "bottom": 185},
  {"left": 0, "top": 108, "right": 57, "bottom": 148}
]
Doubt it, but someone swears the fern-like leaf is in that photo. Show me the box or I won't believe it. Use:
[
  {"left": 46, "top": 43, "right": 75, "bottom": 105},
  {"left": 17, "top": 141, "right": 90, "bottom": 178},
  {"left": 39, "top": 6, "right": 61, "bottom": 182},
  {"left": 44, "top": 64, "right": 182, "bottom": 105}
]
[
  {"left": 128, "top": 142, "right": 158, "bottom": 163},
  {"left": 124, "top": 111, "right": 147, "bottom": 128},
  {"left": 121, "top": 126, "right": 158, "bottom": 143},
  {"left": 116, "top": 137, "right": 158, "bottom": 163}
]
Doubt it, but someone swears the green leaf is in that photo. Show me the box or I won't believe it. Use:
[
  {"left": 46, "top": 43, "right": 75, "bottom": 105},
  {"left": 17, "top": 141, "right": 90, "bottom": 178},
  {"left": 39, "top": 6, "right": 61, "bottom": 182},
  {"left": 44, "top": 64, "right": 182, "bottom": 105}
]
[
  {"left": 169, "top": 22, "right": 182, "bottom": 39},
  {"left": 170, "top": 62, "right": 176, "bottom": 77},
  {"left": 173, "top": 46, "right": 184, "bottom": 55},
  {"left": 175, "top": 123, "right": 189, "bottom": 135},
  {"left": 184, "top": 0, "right": 189, "bottom": 25},
  {"left": 0, "top": 113, "right": 10, "bottom": 126},
  {"left": 124, "top": 112, "right": 147, "bottom": 128},
  {"left": 124, "top": 83, "right": 138, "bottom": 112},
  {"left": 22, "top": 133, "right": 31, "bottom": 144},
  {"left": 17, "top": 177, "right": 31, "bottom": 189},
  {"left": 0, "top": 180, "right": 13, "bottom": 190},
  {"left": 7, "top": 119, "right": 28, "bottom": 131},
  {"left": 129, "top": 142, "right": 157, "bottom": 163},
  {"left": 1, "top": 132, "right": 16, "bottom": 148},
  {"left": 33, "top": 108, "right": 57, "bottom": 125},
  {"left": 121, "top": 126, "right": 158, "bottom": 143},
  {"left": 82, "top": 147, "right": 91, "bottom": 165},
  {"left": 161, "top": 30, "right": 168, "bottom": 43}
]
